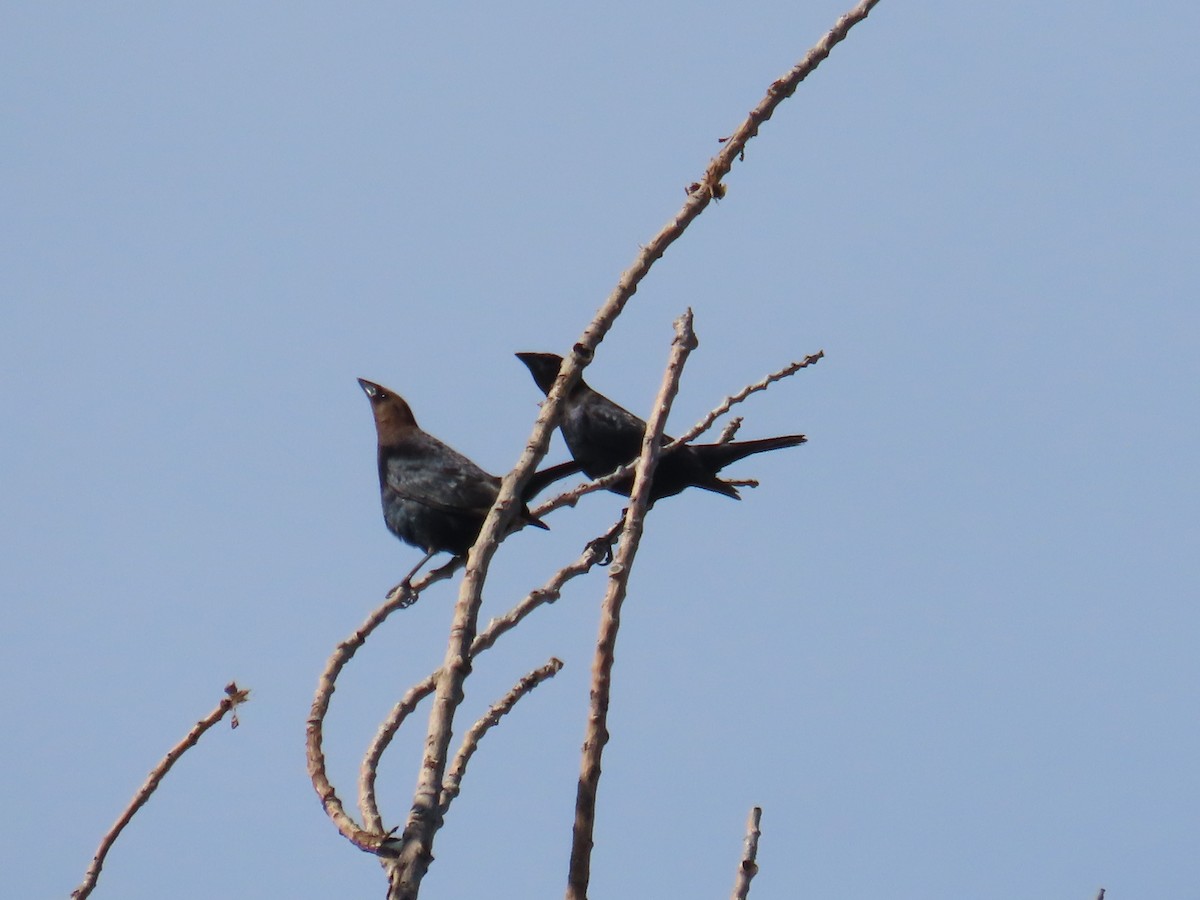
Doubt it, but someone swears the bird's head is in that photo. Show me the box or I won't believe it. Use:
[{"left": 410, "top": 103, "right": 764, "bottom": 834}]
[
  {"left": 357, "top": 378, "right": 418, "bottom": 437},
  {"left": 515, "top": 352, "right": 566, "bottom": 396}
]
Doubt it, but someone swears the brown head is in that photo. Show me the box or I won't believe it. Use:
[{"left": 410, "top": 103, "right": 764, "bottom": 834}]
[{"left": 357, "top": 378, "right": 418, "bottom": 442}]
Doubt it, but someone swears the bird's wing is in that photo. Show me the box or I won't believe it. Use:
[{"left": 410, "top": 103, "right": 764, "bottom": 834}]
[
  {"left": 382, "top": 437, "right": 501, "bottom": 516},
  {"left": 565, "top": 388, "right": 676, "bottom": 468}
]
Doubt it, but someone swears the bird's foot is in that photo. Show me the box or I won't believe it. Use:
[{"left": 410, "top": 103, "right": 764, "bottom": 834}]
[
  {"left": 586, "top": 519, "right": 626, "bottom": 565},
  {"left": 384, "top": 550, "right": 440, "bottom": 608},
  {"left": 586, "top": 536, "right": 614, "bottom": 565},
  {"left": 385, "top": 579, "right": 419, "bottom": 608}
]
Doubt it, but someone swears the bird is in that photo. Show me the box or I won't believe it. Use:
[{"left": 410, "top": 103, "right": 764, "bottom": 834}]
[
  {"left": 515, "top": 352, "right": 806, "bottom": 505},
  {"left": 358, "top": 378, "right": 581, "bottom": 589}
]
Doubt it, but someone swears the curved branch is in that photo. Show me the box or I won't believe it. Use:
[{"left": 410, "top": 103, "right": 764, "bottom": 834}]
[
  {"left": 440, "top": 658, "right": 565, "bottom": 813},
  {"left": 306, "top": 562, "right": 459, "bottom": 854},
  {"left": 359, "top": 525, "right": 616, "bottom": 833}
]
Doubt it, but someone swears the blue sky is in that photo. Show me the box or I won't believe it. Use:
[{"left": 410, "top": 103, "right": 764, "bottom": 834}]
[{"left": 3, "top": 3, "right": 1197, "bottom": 898}]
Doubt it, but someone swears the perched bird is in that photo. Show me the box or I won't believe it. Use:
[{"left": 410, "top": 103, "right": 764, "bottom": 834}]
[
  {"left": 358, "top": 378, "right": 580, "bottom": 586},
  {"left": 515, "top": 352, "right": 806, "bottom": 505}
]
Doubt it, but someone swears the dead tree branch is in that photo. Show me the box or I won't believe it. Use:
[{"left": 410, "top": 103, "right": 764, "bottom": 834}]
[
  {"left": 566, "top": 310, "right": 698, "bottom": 900},
  {"left": 307, "top": 563, "right": 460, "bottom": 854},
  {"left": 672, "top": 352, "right": 824, "bottom": 448},
  {"left": 72, "top": 682, "right": 249, "bottom": 900},
  {"left": 439, "top": 658, "right": 565, "bottom": 813},
  {"left": 730, "top": 807, "right": 763, "bottom": 900},
  {"left": 359, "top": 523, "right": 617, "bottom": 833}
]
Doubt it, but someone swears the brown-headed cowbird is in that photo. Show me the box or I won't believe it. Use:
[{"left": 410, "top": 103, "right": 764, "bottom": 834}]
[
  {"left": 515, "top": 352, "right": 806, "bottom": 505},
  {"left": 358, "top": 378, "right": 580, "bottom": 582}
]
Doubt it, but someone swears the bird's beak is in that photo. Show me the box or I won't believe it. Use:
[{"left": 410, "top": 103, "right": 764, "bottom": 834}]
[{"left": 357, "top": 378, "right": 381, "bottom": 399}]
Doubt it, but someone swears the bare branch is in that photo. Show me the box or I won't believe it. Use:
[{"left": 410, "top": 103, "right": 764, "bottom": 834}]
[
  {"left": 693, "top": 0, "right": 882, "bottom": 198},
  {"left": 72, "top": 683, "right": 249, "bottom": 900},
  {"left": 730, "top": 807, "right": 763, "bottom": 900},
  {"left": 387, "top": 510, "right": 521, "bottom": 894},
  {"left": 307, "top": 562, "right": 460, "bottom": 855},
  {"left": 439, "top": 658, "right": 565, "bottom": 813},
  {"left": 359, "top": 525, "right": 617, "bottom": 833},
  {"left": 359, "top": 682, "right": 432, "bottom": 835},
  {"left": 671, "top": 351, "right": 824, "bottom": 449},
  {"left": 718, "top": 416, "right": 744, "bottom": 444},
  {"left": 566, "top": 310, "right": 698, "bottom": 900}
]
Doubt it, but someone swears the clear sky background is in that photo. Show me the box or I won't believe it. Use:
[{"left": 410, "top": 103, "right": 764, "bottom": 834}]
[{"left": 3, "top": 3, "right": 1197, "bottom": 898}]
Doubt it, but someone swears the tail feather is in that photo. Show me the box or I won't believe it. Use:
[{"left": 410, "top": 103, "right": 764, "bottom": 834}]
[
  {"left": 696, "top": 434, "right": 807, "bottom": 471},
  {"left": 521, "top": 459, "right": 585, "bottom": 501},
  {"left": 524, "top": 512, "right": 551, "bottom": 531}
]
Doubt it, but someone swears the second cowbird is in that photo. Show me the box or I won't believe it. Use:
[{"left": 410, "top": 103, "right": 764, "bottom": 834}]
[
  {"left": 358, "top": 378, "right": 580, "bottom": 584},
  {"left": 515, "top": 352, "right": 806, "bottom": 505}
]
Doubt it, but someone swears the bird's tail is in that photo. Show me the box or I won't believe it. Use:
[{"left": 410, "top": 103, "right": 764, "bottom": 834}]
[
  {"left": 521, "top": 460, "right": 585, "bottom": 501},
  {"left": 698, "top": 433, "right": 807, "bottom": 470}
]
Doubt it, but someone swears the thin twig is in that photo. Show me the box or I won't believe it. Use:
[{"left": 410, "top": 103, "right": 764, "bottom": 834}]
[
  {"left": 718, "top": 416, "right": 744, "bottom": 443},
  {"left": 439, "top": 658, "right": 565, "bottom": 813},
  {"left": 72, "top": 683, "right": 249, "bottom": 900},
  {"left": 730, "top": 807, "right": 763, "bottom": 900},
  {"left": 694, "top": 0, "right": 883, "bottom": 198},
  {"left": 360, "top": 524, "right": 617, "bottom": 832},
  {"left": 671, "top": 351, "right": 824, "bottom": 449},
  {"left": 359, "top": 682, "right": 434, "bottom": 835},
  {"left": 566, "top": 311, "right": 698, "bottom": 900}
]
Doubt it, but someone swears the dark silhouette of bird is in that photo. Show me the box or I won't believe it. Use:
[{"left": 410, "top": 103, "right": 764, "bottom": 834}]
[
  {"left": 515, "top": 352, "right": 806, "bottom": 505},
  {"left": 358, "top": 378, "right": 580, "bottom": 588}
]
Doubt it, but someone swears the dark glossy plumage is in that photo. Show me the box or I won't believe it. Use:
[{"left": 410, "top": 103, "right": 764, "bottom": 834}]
[
  {"left": 358, "top": 378, "right": 578, "bottom": 558},
  {"left": 515, "top": 352, "right": 806, "bottom": 504}
]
